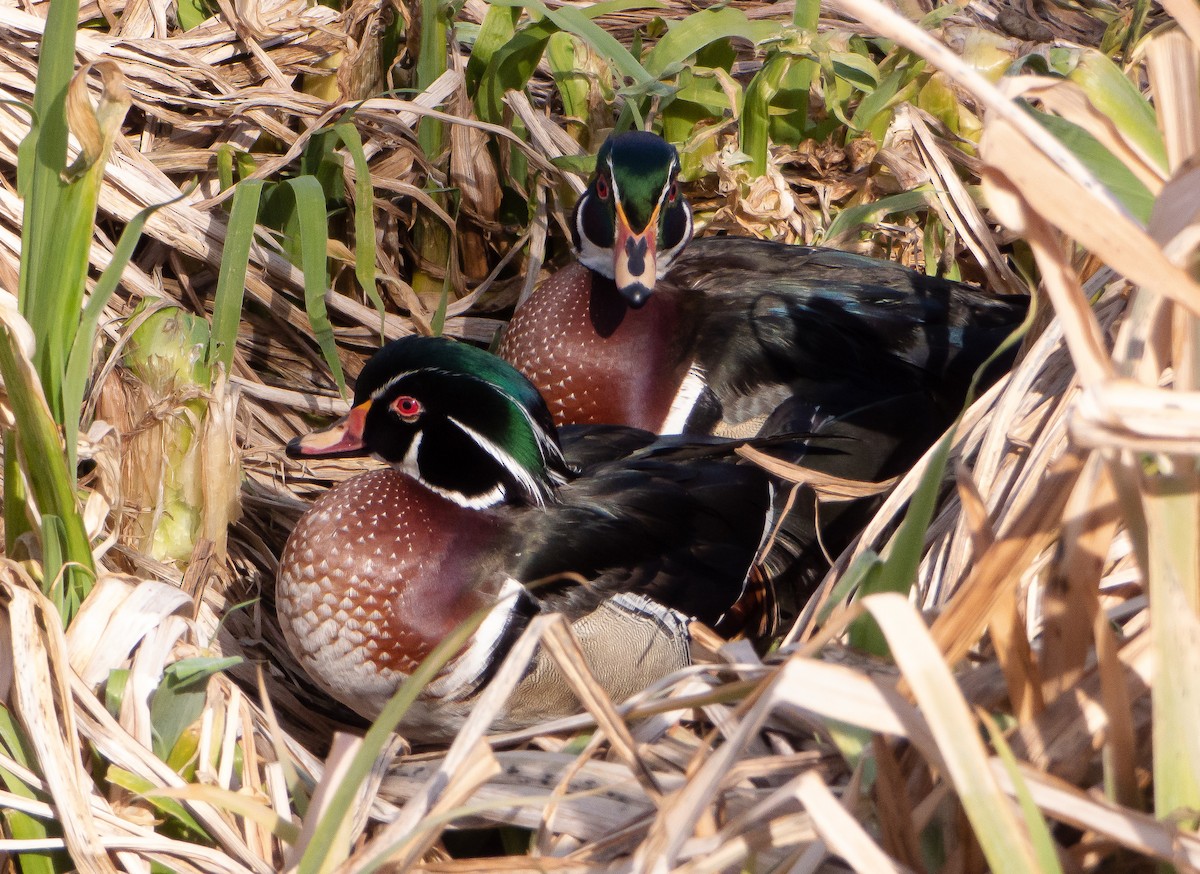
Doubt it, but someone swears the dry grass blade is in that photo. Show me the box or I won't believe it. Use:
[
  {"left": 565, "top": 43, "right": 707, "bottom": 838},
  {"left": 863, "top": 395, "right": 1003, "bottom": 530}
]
[
  {"left": 0, "top": 563, "right": 114, "bottom": 873},
  {"left": 69, "top": 674, "right": 271, "bottom": 873},
  {"left": 737, "top": 444, "right": 898, "bottom": 499},
  {"left": 64, "top": 573, "right": 192, "bottom": 687},
  {"left": 931, "top": 451, "right": 1084, "bottom": 666},
  {"left": 792, "top": 771, "right": 903, "bottom": 873},
  {"left": 1039, "top": 454, "right": 1116, "bottom": 703},
  {"left": 992, "top": 762, "right": 1200, "bottom": 868},
  {"left": 863, "top": 593, "right": 1043, "bottom": 873}
]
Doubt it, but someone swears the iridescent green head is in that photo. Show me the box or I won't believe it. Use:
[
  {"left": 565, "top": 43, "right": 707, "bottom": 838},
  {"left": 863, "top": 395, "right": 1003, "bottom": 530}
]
[
  {"left": 287, "top": 336, "right": 570, "bottom": 508},
  {"left": 572, "top": 131, "right": 694, "bottom": 307}
]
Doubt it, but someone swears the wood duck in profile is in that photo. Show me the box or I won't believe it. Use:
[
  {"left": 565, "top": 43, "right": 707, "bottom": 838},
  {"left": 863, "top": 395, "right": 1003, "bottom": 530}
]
[
  {"left": 499, "top": 130, "right": 1028, "bottom": 480},
  {"left": 278, "top": 335, "right": 813, "bottom": 741}
]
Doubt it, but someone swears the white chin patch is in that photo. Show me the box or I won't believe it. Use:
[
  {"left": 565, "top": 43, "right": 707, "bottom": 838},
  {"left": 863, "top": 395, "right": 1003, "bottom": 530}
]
[{"left": 575, "top": 232, "right": 615, "bottom": 279}]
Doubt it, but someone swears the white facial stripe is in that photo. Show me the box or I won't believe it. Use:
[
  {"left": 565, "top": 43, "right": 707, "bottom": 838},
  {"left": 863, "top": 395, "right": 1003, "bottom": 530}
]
[
  {"left": 605, "top": 152, "right": 618, "bottom": 200},
  {"left": 447, "top": 415, "right": 549, "bottom": 508},
  {"left": 370, "top": 369, "right": 419, "bottom": 402},
  {"left": 469, "top": 374, "right": 566, "bottom": 474}
]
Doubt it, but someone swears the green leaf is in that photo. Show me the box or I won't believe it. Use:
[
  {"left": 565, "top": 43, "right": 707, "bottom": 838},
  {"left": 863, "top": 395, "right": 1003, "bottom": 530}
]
[
  {"left": 541, "top": 3, "right": 654, "bottom": 90},
  {"left": 107, "top": 767, "right": 211, "bottom": 837},
  {"left": 476, "top": 20, "right": 555, "bottom": 123},
  {"left": 63, "top": 195, "right": 176, "bottom": 474},
  {"left": 916, "top": 73, "right": 961, "bottom": 137},
  {"left": 771, "top": 0, "right": 819, "bottom": 143},
  {"left": 416, "top": 0, "right": 449, "bottom": 158},
  {"left": 287, "top": 175, "right": 346, "bottom": 396},
  {"left": 1067, "top": 48, "right": 1167, "bottom": 174},
  {"left": 41, "top": 514, "right": 66, "bottom": 617},
  {"left": 0, "top": 707, "right": 62, "bottom": 873},
  {"left": 743, "top": 52, "right": 793, "bottom": 176},
  {"left": 175, "top": 0, "right": 215, "bottom": 30},
  {"left": 848, "top": 57, "right": 918, "bottom": 137},
  {"left": 983, "top": 713, "right": 1065, "bottom": 874},
  {"left": 643, "top": 7, "right": 777, "bottom": 78},
  {"left": 149, "top": 656, "right": 242, "bottom": 762},
  {"left": 0, "top": 320, "right": 96, "bottom": 611},
  {"left": 333, "top": 122, "right": 385, "bottom": 343},
  {"left": 104, "top": 668, "right": 129, "bottom": 718},
  {"left": 1026, "top": 105, "right": 1155, "bottom": 223},
  {"left": 822, "top": 188, "right": 931, "bottom": 245},
  {"left": 466, "top": 4, "right": 521, "bottom": 94},
  {"left": 850, "top": 431, "right": 954, "bottom": 655},
  {"left": 208, "top": 179, "right": 264, "bottom": 373},
  {"left": 828, "top": 51, "right": 881, "bottom": 90},
  {"left": 547, "top": 33, "right": 590, "bottom": 127}
]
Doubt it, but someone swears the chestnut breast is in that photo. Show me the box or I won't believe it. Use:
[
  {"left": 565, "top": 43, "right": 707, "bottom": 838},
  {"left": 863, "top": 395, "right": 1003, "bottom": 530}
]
[
  {"left": 276, "top": 468, "right": 505, "bottom": 715},
  {"left": 499, "top": 262, "right": 694, "bottom": 432}
]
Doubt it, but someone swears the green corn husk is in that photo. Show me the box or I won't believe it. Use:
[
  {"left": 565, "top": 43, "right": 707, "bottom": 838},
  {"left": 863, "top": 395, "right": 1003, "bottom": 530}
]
[{"left": 97, "top": 303, "right": 241, "bottom": 565}]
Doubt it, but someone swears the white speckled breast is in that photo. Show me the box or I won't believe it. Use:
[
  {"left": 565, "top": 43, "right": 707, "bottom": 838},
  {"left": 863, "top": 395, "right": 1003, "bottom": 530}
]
[
  {"left": 276, "top": 468, "right": 502, "bottom": 718},
  {"left": 499, "top": 262, "right": 694, "bottom": 432}
]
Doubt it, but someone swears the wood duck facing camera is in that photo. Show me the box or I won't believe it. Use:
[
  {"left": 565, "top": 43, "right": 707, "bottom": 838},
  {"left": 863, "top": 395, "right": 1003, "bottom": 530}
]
[{"left": 498, "top": 130, "right": 1028, "bottom": 482}]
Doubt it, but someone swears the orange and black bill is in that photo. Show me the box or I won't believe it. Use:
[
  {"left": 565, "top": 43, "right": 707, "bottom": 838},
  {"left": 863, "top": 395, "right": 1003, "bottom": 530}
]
[
  {"left": 612, "top": 199, "right": 661, "bottom": 307},
  {"left": 286, "top": 401, "right": 371, "bottom": 458}
]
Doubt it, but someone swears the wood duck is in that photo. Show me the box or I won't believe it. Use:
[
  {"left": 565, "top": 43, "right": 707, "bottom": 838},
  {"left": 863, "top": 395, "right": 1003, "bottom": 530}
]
[
  {"left": 498, "top": 131, "right": 1029, "bottom": 479},
  {"left": 278, "top": 335, "right": 813, "bottom": 741}
]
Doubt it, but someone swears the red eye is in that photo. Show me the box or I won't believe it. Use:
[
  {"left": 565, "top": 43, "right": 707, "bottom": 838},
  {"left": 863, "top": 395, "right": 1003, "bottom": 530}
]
[
  {"left": 595, "top": 175, "right": 610, "bottom": 199},
  {"left": 391, "top": 395, "right": 422, "bottom": 420},
  {"left": 667, "top": 182, "right": 678, "bottom": 203}
]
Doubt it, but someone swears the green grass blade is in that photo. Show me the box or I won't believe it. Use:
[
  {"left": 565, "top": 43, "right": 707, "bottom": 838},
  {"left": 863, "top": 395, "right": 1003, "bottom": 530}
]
[
  {"left": 0, "top": 317, "right": 95, "bottom": 608},
  {"left": 207, "top": 179, "right": 264, "bottom": 373},
  {"left": 150, "top": 657, "right": 242, "bottom": 761},
  {"left": 849, "top": 430, "right": 953, "bottom": 655},
  {"left": 416, "top": 0, "right": 448, "bottom": 158},
  {"left": 822, "top": 188, "right": 930, "bottom": 244},
  {"left": 849, "top": 58, "right": 916, "bottom": 138},
  {"left": 1067, "top": 48, "right": 1166, "bottom": 173},
  {"left": 1026, "top": 105, "right": 1155, "bottom": 223},
  {"left": 771, "top": 0, "right": 819, "bottom": 142},
  {"left": 40, "top": 515, "right": 66, "bottom": 617},
  {"left": 106, "top": 768, "right": 209, "bottom": 837},
  {"left": 547, "top": 33, "right": 590, "bottom": 134},
  {"left": 0, "top": 706, "right": 62, "bottom": 873},
  {"left": 743, "top": 52, "right": 792, "bottom": 177},
  {"left": 22, "top": 63, "right": 130, "bottom": 424},
  {"left": 643, "top": 6, "right": 776, "bottom": 78},
  {"left": 286, "top": 175, "right": 346, "bottom": 396},
  {"left": 19, "top": 0, "right": 77, "bottom": 319},
  {"left": 539, "top": 3, "right": 653, "bottom": 89},
  {"left": 465, "top": 3, "right": 521, "bottom": 94},
  {"left": 63, "top": 197, "right": 175, "bottom": 474},
  {"left": 3, "top": 435, "right": 31, "bottom": 549},
  {"left": 983, "top": 712, "right": 1065, "bottom": 873},
  {"left": 333, "top": 122, "right": 385, "bottom": 342},
  {"left": 476, "top": 20, "right": 556, "bottom": 123}
]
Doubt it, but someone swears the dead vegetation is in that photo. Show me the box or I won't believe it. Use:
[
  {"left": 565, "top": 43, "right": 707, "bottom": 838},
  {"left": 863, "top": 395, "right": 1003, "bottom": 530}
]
[{"left": 0, "top": 0, "right": 1197, "bottom": 870}]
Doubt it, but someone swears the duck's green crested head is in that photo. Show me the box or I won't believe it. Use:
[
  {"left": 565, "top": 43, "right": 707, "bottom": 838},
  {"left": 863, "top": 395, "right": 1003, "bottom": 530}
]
[
  {"left": 572, "top": 131, "right": 694, "bottom": 308},
  {"left": 287, "top": 336, "right": 571, "bottom": 508}
]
